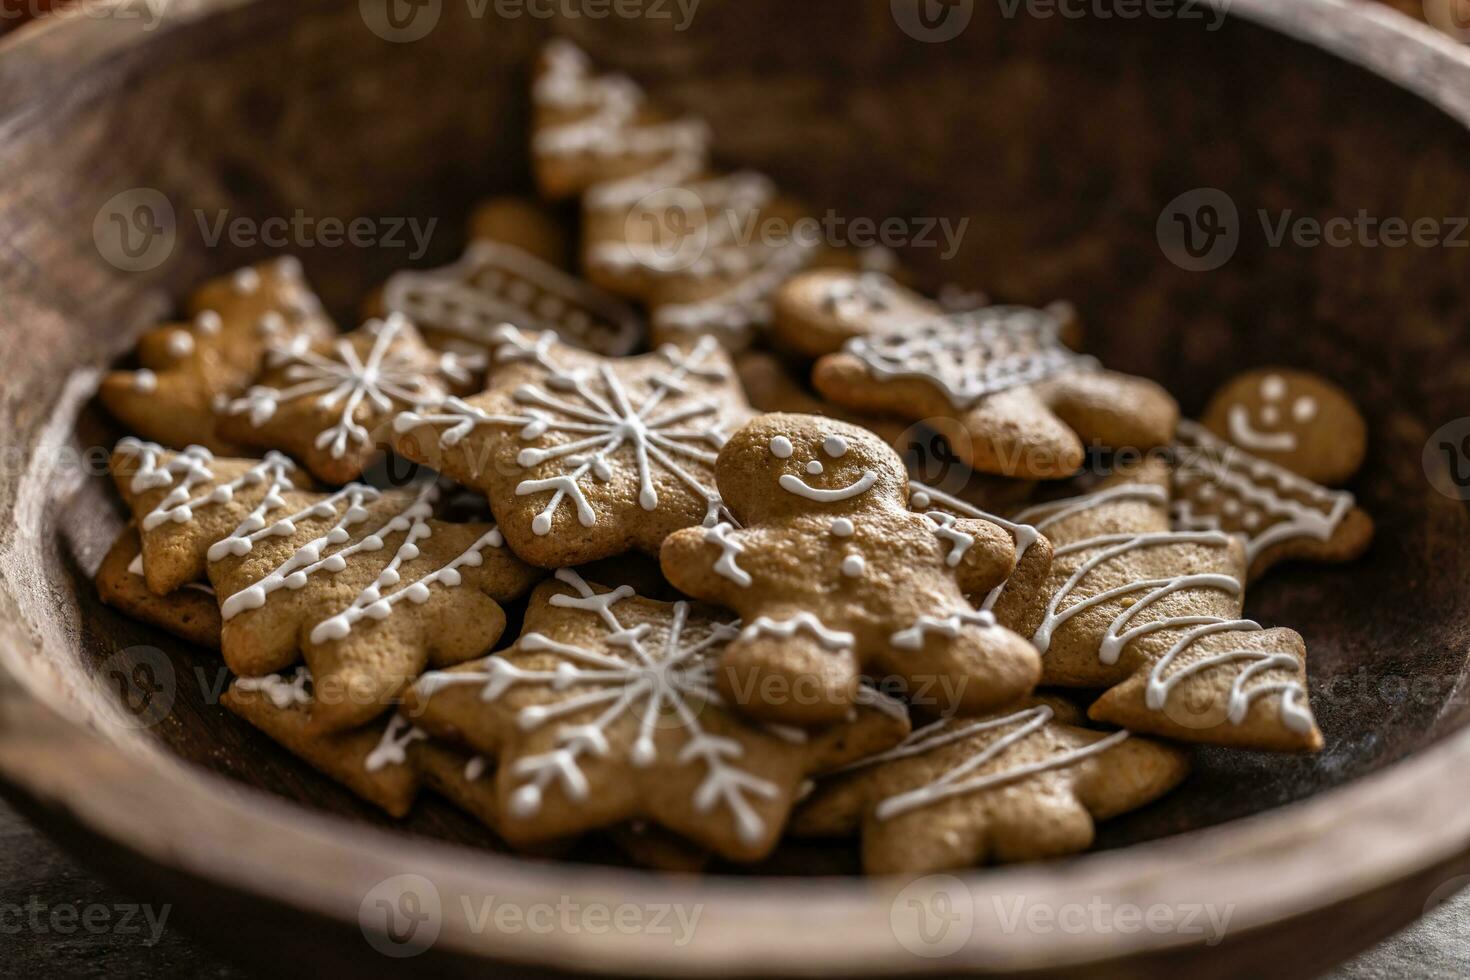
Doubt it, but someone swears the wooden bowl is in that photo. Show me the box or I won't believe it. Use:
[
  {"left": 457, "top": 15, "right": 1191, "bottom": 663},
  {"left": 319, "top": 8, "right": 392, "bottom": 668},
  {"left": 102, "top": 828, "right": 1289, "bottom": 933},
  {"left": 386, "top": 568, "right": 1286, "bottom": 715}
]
[{"left": 2, "top": 0, "right": 1469, "bottom": 975}]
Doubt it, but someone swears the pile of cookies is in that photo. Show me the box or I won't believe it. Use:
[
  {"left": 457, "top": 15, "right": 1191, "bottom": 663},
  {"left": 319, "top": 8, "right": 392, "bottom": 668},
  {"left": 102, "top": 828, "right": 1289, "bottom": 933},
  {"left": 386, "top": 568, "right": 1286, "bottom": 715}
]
[{"left": 93, "top": 40, "right": 1373, "bottom": 875}]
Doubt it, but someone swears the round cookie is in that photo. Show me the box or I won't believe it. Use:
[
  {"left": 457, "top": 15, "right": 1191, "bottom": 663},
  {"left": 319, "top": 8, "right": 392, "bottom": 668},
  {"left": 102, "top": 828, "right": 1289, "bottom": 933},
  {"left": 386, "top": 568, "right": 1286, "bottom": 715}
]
[{"left": 1201, "top": 368, "right": 1366, "bottom": 485}]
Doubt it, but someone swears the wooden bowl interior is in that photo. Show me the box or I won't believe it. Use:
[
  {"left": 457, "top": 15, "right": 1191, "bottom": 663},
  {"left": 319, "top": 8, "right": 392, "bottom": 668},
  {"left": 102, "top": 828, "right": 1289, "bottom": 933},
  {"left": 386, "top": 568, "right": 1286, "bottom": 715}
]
[{"left": 3, "top": 0, "right": 1470, "bottom": 894}]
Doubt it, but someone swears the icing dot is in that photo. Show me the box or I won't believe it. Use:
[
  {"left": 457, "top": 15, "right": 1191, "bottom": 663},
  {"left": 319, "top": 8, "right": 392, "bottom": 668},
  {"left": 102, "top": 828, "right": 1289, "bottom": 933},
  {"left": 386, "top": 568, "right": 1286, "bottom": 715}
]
[
  {"left": 805, "top": 460, "right": 824, "bottom": 475},
  {"left": 823, "top": 435, "right": 849, "bottom": 458},
  {"left": 769, "top": 435, "right": 793, "bottom": 459},
  {"left": 840, "top": 554, "right": 865, "bottom": 578},
  {"left": 830, "top": 518, "right": 854, "bottom": 537},
  {"left": 1260, "top": 374, "right": 1287, "bottom": 400},
  {"left": 1261, "top": 405, "right": 1281, "bottom": 425},
  {"left": 1293, "top": 396, "right": 1317, "bottom": 422},
  {"left": 909, "top": 491, "right": 931, "bottom": 509},
  {"left": 166, "top": 331, "right": 194, "bottom": 357},
  {"left": 195, "top": 310, "right": 223, "bottom": 334},
  {"left": 132, "top": 369, "right": 157, "bottom": 393}
]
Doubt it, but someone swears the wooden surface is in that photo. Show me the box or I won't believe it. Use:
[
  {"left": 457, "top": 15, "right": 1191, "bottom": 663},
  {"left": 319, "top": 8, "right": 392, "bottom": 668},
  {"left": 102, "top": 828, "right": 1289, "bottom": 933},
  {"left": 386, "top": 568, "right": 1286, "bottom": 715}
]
[{"left": 0, "top": 0, "right": 1468, "bottom": 975}]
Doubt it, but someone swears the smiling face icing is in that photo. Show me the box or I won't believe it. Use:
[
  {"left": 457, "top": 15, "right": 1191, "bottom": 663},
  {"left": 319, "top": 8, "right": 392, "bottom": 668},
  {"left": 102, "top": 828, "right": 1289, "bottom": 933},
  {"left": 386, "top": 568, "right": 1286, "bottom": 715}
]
[
  {"left": 1201, "top": 367, "right": 1367, "bottom": 485},
  {"left": 714, "top": 414, "right": 905, "bottom": 524}
]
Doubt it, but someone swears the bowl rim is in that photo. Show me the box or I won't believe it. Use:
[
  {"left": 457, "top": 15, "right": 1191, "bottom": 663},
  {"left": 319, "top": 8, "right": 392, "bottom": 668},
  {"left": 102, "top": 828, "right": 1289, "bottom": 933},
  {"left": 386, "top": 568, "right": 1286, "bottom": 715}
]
[{"left": 2, "top": 0, "right": 1470, "bottom": 974}]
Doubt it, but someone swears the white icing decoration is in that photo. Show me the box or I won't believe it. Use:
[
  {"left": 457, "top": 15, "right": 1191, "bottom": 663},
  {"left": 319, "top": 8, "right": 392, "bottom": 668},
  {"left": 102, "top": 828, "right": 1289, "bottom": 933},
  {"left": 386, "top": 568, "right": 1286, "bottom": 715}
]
[
  {"left": 890, "top": 609, "right": 997, "bottom": 651},
  {"left": 235, "top": 667, "right": 312, "bottom": 710},
  {"left": 166, "top": 331, "right": 194, "bottom": 357},
  {"left": 1227, "top": 404, "right": 1296, "bottom": 452},
  {"left": 114, "top": 438, "right": 297, "bottom": 534},
  {"left": 224, "top": 314, "right": 465, "bottom": 461},
  {"left": 232, "top": 268, "right": 261, "bottom": 295},
  {"left": 132, "top": 370, "right": 157, "bottom": 393},
  {"left": 195, "top": 310, "right": 223, "bottom": 335},
  {"left": 778, "top": 469, "right": 877, "bottom": 503},
  {"left": 381, "top": 240, "right": 641, "bottom": 356},
  {"left": 704, "top": 522, "right": 751, "bottom": 587},
  {"left": 846, "top": 306, "right": 1094, "bottom": 409},
  {"left": 907, "top": 481, "right": 1043, "bottom": 613},
  {"left": 1293, "top": 397, "right": 1317, "bottom": 422},
  {"left": 822, "top": 434, "right": 849, "bottom": 458},
  {"left": 418, "top": 568, "right": 779, "bottom": 846},
  {"left": 652, "top": 238, "right": 818, "bottom": 342},
  {"left": 840, "top": 554, "right": 865, "bottom": 578},
  {"left": 394, "top": 326, "right": 733, "bottom": 536},
  {"left": 365, "top": 714, "right": 428, "bottom": 773},
  {"left": 1172, "top": 420, "right": 1355, "bottom": 568},
  {"left": 741, "top": 612, "right": 854, "bottom": 652},
  {"left": 464, "top": 755, "right": 489, "bottom": 781},
  {"left": 1260, "top": 374, "right": 1287, "bottom": 400},
  {"left": 829, "top": 518, "right": 854, "bottom": 537},
  {"left": 829, "top": 704, "right": 1130, "bottom": 821},
  {"left": 805, "top": 460, "right": 824, "bottom": 475},
  {"left": 1015, "top": 481, "right": 1314, "bottom": 733},
  {"left": 769, "top": 435, "right": 793, "bottom": 459}
]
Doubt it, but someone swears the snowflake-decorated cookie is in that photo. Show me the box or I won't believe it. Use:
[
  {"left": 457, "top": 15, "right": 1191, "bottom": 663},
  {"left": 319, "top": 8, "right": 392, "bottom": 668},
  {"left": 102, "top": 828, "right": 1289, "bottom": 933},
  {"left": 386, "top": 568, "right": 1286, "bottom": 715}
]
[
  {"left": 392, "top": 324, "right": 752, "bottom": 568},
  {"left": 660, "top": 414, "right": 1044, "bottom": 727},
  {"left": 1171, "top": 420, "right": 1373, "bottom": 582},
  {"left": 791, "top": 697, "right": 1188, "bottom": 873},
  {"left": 95, "top": 526, "right": 221, "bottom": 649},
  {"left": 772, "top": 269, "right": 942, "bottom": 358},
  {"left": 223, "top": 668, "right": 425, "bottom": 817},
  {"left": 812, "top": 305, "right": 1179, "bottom": 479},
  {"left": 217, "top": 314, "right": 481, "bottom": 484},
  {"left": 1201, "top": 367, "right": 1367, "bottom": 485},
  {"left": 1012, "top": 457, "right": 1322, "bottom": 752},
  {"left": 402, "top": 569, "right": 910, "bottom": 862},
  {"left": 99, "top": 258, "right": 334, "bottom": 454}
]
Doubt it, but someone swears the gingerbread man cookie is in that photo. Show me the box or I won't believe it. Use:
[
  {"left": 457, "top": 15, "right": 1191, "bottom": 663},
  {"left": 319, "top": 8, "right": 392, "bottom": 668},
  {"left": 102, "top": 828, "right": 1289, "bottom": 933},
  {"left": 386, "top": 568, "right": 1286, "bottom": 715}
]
[
  {"left": 99, "top": 258, "right": 334, "bottom": 454},
  {"left": 813, "top": 305, "right": 1178, "bottom": 479},
  {"left": 772, "top": 269, "right": 942, "bottom": 359},
  {"left": 660, "top": 414, "right": 1043, "bottom": 727},
  {"left": 403, "top": 570, "right": 910, "bottom": 862},
  {"left": 1013, "top": 458, "right": 1322, "bottom": 752},
  {"left": 1201, "top": 367, "right": 1367, "bottom": 485},
  {"left": 392, "top": 325, "right": 752, "bottom": 567},
  {"left": 217, "top": 314, "right": 480, "bottom": 485},
  {"left": 791, "top": 696, "right": 1189, "bottom": 873},
  {"left": 1171, "top": 420, "right": 1373, "bottom": 581}
]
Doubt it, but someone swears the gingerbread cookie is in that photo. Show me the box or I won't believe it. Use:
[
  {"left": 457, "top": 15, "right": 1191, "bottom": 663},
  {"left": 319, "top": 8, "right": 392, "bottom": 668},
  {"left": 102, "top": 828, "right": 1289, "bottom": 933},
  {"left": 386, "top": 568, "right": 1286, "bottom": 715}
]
[
  {"left": 466, "top": 196, "right": 569, "bottom": 267},
  {"left": 109, "top": 439, "right": 310, "bottom": 595},
  {"left": 403, "top": 570, "right": 910, "bottom": 862},
  {"left": 217, "top": 314, "right": 480, "bottom": 484},
  {"left": 660, "top": 414, "right": 1043, "bottom": 726},
  {"left": 223, "top": 669, "right": 424, "bottom": 817},
  {"left": 1172, "top": 420, "right": 1373, "bottom": 582},
  {"left": 734, "top": 350, "right": 909, "bottom": 447},
  {"left": 906, "top": 481, "right": 1055, "bottom": 639},
  {"left": 1201, "top": 368, "right": 1366, "bottom": 484},
  {"left": 791, "top": 697, "right": 1188, "bottom": 873},
  {"left": 378, "top": 239, "right": 642, "bottom": 359},
  {"left": 1012, "top": 458, "right": 1322, "bottom": 751},
  {"left": 203, "top": 479, "right": 541, "bottom": 732},
  {"left": 99, "top": 258, "right": 335, "bottom": 453},
  {"left": 96, "top": 526, "right": 221, "bottom": 649},
  {"left": 772, "top": 270, "right": 942, "bottom": 359},
  {"left": 813, "top": 305, "right": 1178, "bottom": 479},
  {"left": 392, "top": 325, "right": 751, "bottom": 567}
]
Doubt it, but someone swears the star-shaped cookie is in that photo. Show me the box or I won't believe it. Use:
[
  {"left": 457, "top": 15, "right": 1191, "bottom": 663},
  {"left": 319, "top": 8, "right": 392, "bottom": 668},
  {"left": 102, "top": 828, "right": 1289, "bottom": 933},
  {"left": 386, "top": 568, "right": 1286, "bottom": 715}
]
[
  {"left": 813, "top": 305, "right": 1178, "bottom": 478},
  {"left": 99, "top": 258, "right": 334, "bottom": 453},
  {"left": 392, "top": 324, "right": 752, "bottom": 567},
  {"left": 791, "top": 696, "right": 1188, "bottom": 873},
  {"left": 217, "top": 313, "right": 480, "bottom": 484},
  {"left": 402, "top": 569, "right": 910, "bottom": 862},
  {"left": 661, "top": 414, "right": 1044, "bottom": 726}
]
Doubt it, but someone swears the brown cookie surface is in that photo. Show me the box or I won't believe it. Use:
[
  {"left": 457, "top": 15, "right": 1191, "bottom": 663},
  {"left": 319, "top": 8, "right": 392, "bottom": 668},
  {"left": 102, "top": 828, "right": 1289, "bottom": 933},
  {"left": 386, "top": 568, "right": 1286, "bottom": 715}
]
[
  {"left": 791, "top": 696, "right": 1188, "bottom": 874},
  {"left": 403, "top": 570, "right": 909, "bottom": 862},
  {"left": 1201, "top": 367, "right": 1367, "bottom": 484},
  {"left": 96, "top": 526, "right": 222, "bottom": 649},
  {"left": 661, "top": 413, "right": 1043, "bottom": 726},
  {"left": 772, "top": 269, "right": 941, "bottom": 358},
  {"left": 392, "top": 326, "right": 752, "bottom": 567}
]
